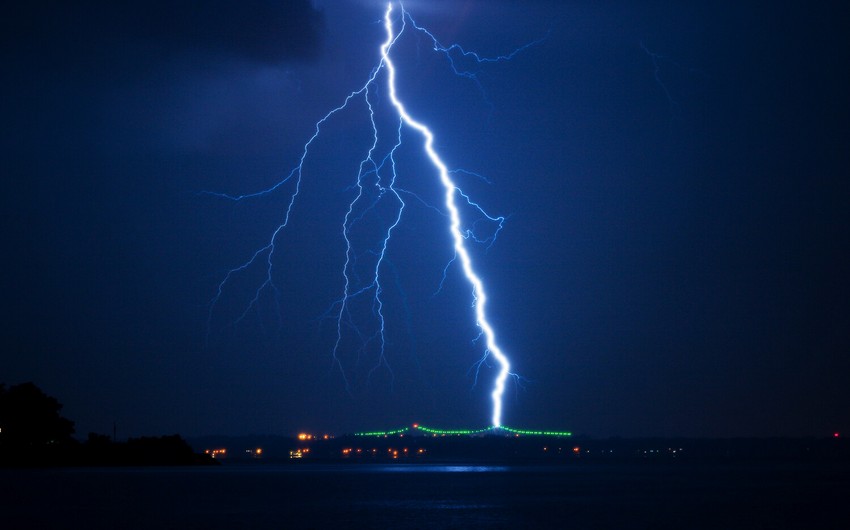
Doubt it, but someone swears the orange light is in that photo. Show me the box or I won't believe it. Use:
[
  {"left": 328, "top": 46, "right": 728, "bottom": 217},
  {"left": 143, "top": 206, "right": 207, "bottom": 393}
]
[
  {"left": 255, "top": 448, "right": 263, "bottom": 455},
  {"left": 573, "top": 446, "right": 580, "bottom": 453},
  {"left": 413, "top": 423, "right": 419, "bottom": 429}
]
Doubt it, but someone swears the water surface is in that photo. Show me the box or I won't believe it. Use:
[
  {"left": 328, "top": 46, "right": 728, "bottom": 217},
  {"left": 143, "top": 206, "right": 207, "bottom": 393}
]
[{"left": 2, "top": 461, "right": 847, "bottom": 528}]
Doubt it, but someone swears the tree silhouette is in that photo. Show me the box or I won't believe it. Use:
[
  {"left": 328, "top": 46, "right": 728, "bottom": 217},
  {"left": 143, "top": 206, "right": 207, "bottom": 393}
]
[
  {"left": 1, "top": 382, "right": 216, "bottom": 466},
  {"left": 0, "top": 382, "right": 76, "bottom": 464}
]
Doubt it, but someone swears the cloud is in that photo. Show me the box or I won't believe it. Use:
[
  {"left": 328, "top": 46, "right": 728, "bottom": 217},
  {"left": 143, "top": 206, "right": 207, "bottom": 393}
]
[
  {"left": 3, "top": 0, "right": 326, "bottom": 66},
  {"left": 136, "top": 0, "right": 326, "bottom": 64}
]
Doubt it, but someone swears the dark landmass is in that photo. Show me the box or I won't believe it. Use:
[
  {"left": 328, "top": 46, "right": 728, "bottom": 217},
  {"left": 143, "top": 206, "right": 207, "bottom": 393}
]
[
  {"left": 0, "top": 382, "right": 215, "bottom": 467},
  {"left": 2, "top": 433, "right": 218, "bottom": 468},
  {"left": 5, "top": 381, "right": 846, "bottom": 468},
  {"left": 188, "top": 432, "right": 850, "bottom": 465},
  {"left": 72, "top": 433, "right": 218, "bottom": 467}
]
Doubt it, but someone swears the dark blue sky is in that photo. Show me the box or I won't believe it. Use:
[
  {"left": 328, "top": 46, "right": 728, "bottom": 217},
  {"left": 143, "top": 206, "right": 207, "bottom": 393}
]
[{"left": 2, "top": 1, "right": 848, "bottom": 438}]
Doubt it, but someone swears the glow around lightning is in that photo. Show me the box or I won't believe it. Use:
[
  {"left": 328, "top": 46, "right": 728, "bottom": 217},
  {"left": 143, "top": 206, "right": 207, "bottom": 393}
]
[
  {"left": 379, "top": 4, "right": 510, "bottom": 427},
  {"left": 206, "top": 2, "right": 531, "bottom": 428}
]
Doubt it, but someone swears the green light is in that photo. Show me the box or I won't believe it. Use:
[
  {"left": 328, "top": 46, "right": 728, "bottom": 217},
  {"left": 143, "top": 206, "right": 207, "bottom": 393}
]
[
  {"left": 500, "top": 426, "right": 572, "bottom": 437},
  {"left": 415, "top": 424, "right": 494, "bottom": 435},
  {"left": 352, "top": 424, "right": 572, "bottom": 437},
  {"left": 354, "top": 427, "right": 411, "bottom": 437}
]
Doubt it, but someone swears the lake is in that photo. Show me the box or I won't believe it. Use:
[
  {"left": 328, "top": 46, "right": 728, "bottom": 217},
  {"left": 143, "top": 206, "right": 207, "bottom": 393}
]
[{"left": 2, "top": 460, "right": 848, "bottom": 528}]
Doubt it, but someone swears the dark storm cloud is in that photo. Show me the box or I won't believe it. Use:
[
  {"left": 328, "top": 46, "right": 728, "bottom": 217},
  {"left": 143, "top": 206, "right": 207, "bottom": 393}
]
[
  {"left": 1, "top": 1, "right": 327, "bottom": 157},
  {"left": 3, "top": 0, "right": 325, "bottom": 66}
]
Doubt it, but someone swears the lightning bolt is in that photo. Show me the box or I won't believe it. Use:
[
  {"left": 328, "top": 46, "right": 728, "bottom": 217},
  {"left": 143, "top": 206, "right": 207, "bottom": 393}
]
[
  {"left": 204, "top": 2, "right": 536, "bottom": 429},
  {"left": 379, "top": 3, "right": 511, "bottom": 427}
]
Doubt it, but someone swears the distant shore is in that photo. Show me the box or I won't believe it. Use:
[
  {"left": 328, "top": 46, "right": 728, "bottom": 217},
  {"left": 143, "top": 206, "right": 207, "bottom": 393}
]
[
  {"left": 187, "top": 433, "right": 850, "bottom": 464},
  {"left": 1, "top": 434, "right": 217, "bottom": 468}
]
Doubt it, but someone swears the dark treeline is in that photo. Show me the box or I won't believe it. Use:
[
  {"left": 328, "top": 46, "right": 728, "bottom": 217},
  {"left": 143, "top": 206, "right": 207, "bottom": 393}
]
[{"left": 0, "top": 382, "right": 215, "bottom": 467}]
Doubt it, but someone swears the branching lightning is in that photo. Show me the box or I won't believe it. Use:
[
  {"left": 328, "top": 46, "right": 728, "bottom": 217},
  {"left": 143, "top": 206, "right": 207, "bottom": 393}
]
[{"left": 204, "top": 2, "right": 539, "bottom": 428}]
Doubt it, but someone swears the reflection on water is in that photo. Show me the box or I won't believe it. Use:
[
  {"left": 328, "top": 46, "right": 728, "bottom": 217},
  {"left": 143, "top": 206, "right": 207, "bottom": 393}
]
[
  {"left": 355, "top": 499, "right": 496, "bottom": 510},
  {"left": 372, "top": 464, "right": 509, "bottom": 473}
]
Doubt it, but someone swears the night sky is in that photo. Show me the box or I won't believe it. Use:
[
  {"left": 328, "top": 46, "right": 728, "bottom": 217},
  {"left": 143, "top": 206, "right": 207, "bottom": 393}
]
[{"left": 3, "top": 1, "right": 848, "bottom": 439}]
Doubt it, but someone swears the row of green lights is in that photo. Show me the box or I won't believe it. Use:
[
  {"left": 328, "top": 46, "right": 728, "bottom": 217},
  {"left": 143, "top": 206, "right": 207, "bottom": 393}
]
[
  {"left": 353, "top": 424, "right": 572, "bottom": 437},
  {"left": 414, "top": 424, "right": 494, "bottom": 435},
  {"left": 354, "top": 427, "right": 410, "bottom": 437},
  {"left": 500, "top": 426, "right": 572, "bottom": 437}
]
